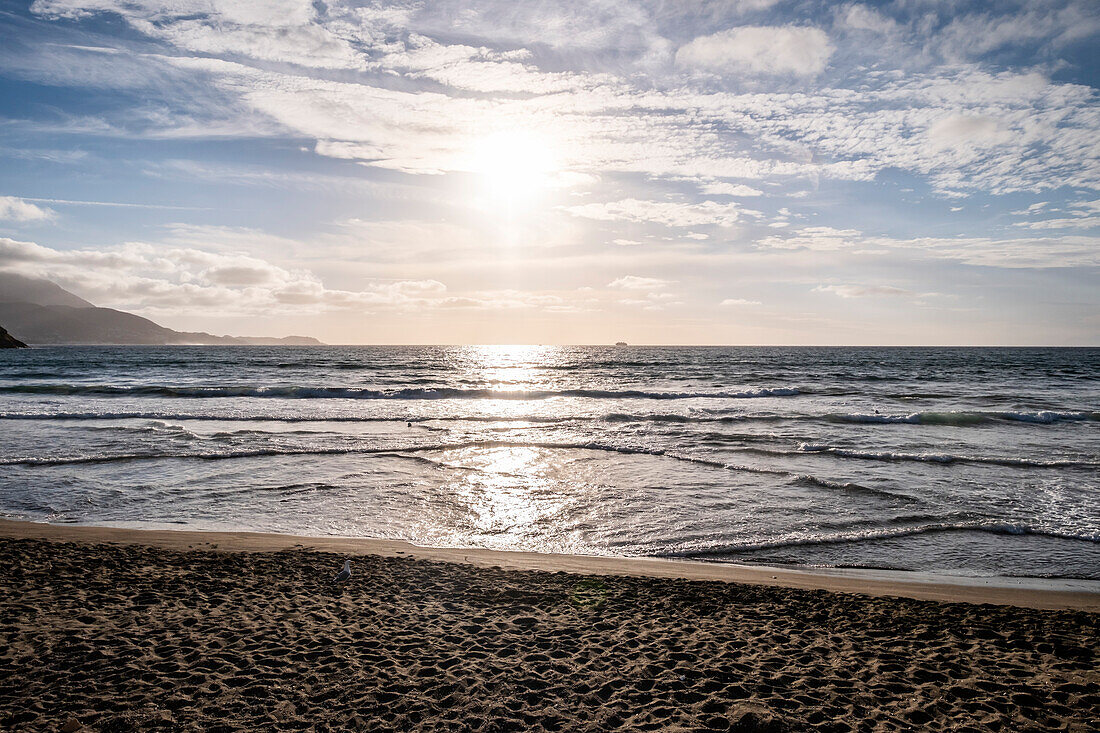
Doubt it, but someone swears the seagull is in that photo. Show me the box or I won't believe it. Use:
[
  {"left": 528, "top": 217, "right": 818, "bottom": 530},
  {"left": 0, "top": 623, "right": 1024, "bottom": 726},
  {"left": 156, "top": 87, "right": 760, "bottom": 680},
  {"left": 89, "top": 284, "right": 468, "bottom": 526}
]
[{"left": 333, "top": 559, "right": 351, "bottom": 583}]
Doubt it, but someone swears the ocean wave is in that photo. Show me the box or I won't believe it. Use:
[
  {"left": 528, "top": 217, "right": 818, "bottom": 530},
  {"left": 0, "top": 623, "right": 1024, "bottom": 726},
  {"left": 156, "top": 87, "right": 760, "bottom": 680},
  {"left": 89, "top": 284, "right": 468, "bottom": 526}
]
[
  {"left": 999, "top": 410, "right": 1100, "bottom": 423},
  {"left": 827, "top": 410, "right": 1099, "bottom": 425},
  {"left": 0, "top": 410, "right": 782, "bottom": 425},
  {"left": 794, "top": 443, "right": 1095, "bottom": 469},
  {"left": 0, "top": 439, "right": 794, "bottom": 477},
  {"left": 659, "top": 521, "right": 1100, "bottom": 558},
  {"left": 787, "top": 475, "right": 916, "bottom": 502},
  {"left": 0, "top": 384, "right": 802, "bottom": 401},
  {"left": 3, "top": 407, "right": 1095, "bottom": 429},
  {"left": 0, "top": 411, "right": 555, "bottom": 423},
  {"left": 3, "top": 419, "right": 1094, "bottom": 474}
]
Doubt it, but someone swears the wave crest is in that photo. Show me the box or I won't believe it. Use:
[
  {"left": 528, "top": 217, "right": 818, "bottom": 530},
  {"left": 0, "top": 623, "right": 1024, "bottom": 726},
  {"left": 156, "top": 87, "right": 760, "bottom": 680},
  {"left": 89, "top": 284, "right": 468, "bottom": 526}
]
[
  {"left": 0, "top": 384, "right": 801, "bottom": 401},
  {"left": 659, "top": 521, "right": 1100, "bottom": 558}
]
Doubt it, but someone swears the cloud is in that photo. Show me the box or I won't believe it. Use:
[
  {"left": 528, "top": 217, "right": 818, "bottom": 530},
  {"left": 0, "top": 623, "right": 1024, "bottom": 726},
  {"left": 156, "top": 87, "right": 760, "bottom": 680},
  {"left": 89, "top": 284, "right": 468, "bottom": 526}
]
[
  {"left": 898, "top": 234, "right": 1100, "bottom": 269},
  {"left": 31, "top": 0, "right": 363, "bottom": 70},
  {"left": 720, "top": 298, "right": 761, "bottom": 306},
  {"left": 382, "top": 35, "right": 603, "bottom": 94},
  {"left": 836, "top": 4, "right": 898, "bottom": 35},
  {"left": 563, "top": 199, "right": 741, "bottom": 228},
  {"left": 435, "top": 288, "right": 591, "bottom": 313},
  {"left": 814, "top": 284, "right": 911, "bottom": 298},
  {"left": 418, "top": 0, "right": 671, "bottom": 61},
  {"left": 699, "top": 182, "right": 763, "bottom": 197},
  {"left": 932, "top": 4, "right": 1100, "bottom": 62},
  {"left": 613, "top": 281, "right": 681, "bottom": 310},
  {"left": 0, "top": 196, "right": 55, "bottom": 222},
  {"left": 0, "top": 235, "right": 449, "bottom": 316},
  {"left": 1013, "top": 216, "right": 1100, "bottom": 230},
  {"left": 1010, "top": 202, "right": 1049, "bottom": 215},
  {"left": 608, "top": 275, "right": 671, "bottom": 291},
  {"left": 927, "top": 115, "right": 1005, "bottom": 149},
  {"left": 757, "top": 226, "right": 863, "bottom": 251},
  {"left": 21, "top": 0, "right": 1100, "bottom": 200},
  {"left": 753, "top": 224, "right": 1100, "bottom": 269},
  {"left": 675, "top": 26, "right": 834, "bottom": 76}
]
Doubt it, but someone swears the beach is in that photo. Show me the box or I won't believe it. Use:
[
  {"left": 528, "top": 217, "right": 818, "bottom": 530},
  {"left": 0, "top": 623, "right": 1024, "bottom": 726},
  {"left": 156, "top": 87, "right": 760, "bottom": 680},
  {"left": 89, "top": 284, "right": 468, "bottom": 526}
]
[{"left": 1, "top": 522, "right": 1097, "bottom": 732}]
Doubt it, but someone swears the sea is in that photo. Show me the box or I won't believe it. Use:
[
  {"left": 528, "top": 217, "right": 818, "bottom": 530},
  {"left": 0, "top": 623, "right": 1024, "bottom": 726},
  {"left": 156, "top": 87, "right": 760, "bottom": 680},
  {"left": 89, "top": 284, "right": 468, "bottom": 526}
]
[{"left": 1, "top": 345, "right": 1098, "bottom": 581}]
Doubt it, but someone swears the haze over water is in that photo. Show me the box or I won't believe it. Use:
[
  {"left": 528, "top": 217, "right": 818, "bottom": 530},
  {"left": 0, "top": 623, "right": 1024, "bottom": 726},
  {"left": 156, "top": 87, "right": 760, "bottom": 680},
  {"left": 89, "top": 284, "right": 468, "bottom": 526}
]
[{"left": 1, "top": 345, "right": 1098, "bottom": 580}]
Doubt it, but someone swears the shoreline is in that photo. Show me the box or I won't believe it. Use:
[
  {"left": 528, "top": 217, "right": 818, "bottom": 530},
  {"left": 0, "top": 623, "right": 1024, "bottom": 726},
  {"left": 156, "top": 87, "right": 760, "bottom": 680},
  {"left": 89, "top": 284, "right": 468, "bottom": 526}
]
[{"left": 3, "top": 519, "right": 1096, "bottom": 611}]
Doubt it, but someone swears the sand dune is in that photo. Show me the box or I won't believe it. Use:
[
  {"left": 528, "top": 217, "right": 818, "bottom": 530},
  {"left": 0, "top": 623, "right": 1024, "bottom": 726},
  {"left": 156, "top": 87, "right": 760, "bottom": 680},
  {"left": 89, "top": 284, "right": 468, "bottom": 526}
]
[{"left": 0, "top": 525, "right": 1097, "bottom": 731}]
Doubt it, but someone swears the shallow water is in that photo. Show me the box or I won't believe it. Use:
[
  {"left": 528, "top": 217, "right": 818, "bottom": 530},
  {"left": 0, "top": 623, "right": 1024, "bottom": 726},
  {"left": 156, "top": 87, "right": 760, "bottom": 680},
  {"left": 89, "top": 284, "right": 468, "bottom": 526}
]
[{"left": 1, "top": 345, "right": 1097, "bottom": 578}]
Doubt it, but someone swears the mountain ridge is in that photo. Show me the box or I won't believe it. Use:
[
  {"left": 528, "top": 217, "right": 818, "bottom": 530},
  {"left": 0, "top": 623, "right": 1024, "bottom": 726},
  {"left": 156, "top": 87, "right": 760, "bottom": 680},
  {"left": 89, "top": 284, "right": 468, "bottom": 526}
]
[{"left": 0, "top": 273, "right": 322, "bottom": 346}]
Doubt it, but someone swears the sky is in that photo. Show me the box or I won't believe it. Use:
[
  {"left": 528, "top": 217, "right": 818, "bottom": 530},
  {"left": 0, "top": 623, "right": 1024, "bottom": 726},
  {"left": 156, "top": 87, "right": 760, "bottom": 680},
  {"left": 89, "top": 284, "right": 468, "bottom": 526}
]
[{"left": 0, "top": 0, "right": 1098, "bottom": 345}]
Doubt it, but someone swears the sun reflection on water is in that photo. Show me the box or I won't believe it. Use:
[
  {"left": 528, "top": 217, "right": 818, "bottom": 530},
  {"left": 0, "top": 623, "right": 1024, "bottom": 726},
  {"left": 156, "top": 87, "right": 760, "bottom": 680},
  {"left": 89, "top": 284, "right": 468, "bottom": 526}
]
[
  {"left": 433, "top": 444, "right": 588, "bottom": 554},
  {"left": 412, "top": 346, "right": 594, "bottom": 553},
  {"left": 459, "top": 345, "right": 560, "bottom": 387}
]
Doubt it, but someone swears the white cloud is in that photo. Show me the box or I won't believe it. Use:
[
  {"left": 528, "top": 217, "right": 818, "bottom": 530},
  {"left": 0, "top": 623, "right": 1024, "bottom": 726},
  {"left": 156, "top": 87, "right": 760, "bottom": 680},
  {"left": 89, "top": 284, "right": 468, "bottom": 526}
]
[
  {"left": 382, "top": 35, "right": 604, "bottom": 94},
  {"left": 720, "top": 298, "right": 761, "bottom": 306},
  {"left": 1014, "top": 216, "right": 1100, "bottom": 230},
  {"left": 57, "top": 43, "right": 1087, "bottom": 197},
  {"left": 871, "top": 234, "right": 1100, "bottom": 269},
  {"left": 753, "top": 224, "right": 1100, "bottom": 269},
  {"left": 815, "top": 284, "right": 911, "bottom": 298},
  {"left": 0, "top": 235, "right": 450, "bottom": 316},
  {"left": 31, "top": 0, "right": 363, "bottom": 69},
  {"left": 422, "top": 0, "right": 669, "bottom": 60},
  {"left": 1010, "top": 202, "right": 1049, "bottom": 215},
  {"left": 927, "top": 115, "right": 1005, "bottom": 149},
  {"left": 699, "top": 182, "right": 764, "bottom": 197},
  {"left": 675, "top": 26, "right": 834, "bottom": 76},
  {"left": 0, "top": 196, "right": 55, "bottom": 222},
  {"left": 836, "top": 4, "right": 898, "bottom": 35},
  {"left": 21, "top": 1, "right": 1100, "bottom": 200},
  {"left": 563, "top": 199, "right": 741, "bottom": 228},
  {"left": 438, "top": 288, "right": 598, "bottom": 314},
  {"left": 933, "top": 4, "right": 1100, "bottom": 62},
  {"left": 936, "top": 236, "right": 1099, "bottom": 268},
  {"left": 613, "top": 280, "right": 681, "bottom": 310},
  {"left": 757, "top": 226, "right": 862, "bottom": 251},
  {"left": 608, "top": 275, "right": 671, "bottom": 291}
]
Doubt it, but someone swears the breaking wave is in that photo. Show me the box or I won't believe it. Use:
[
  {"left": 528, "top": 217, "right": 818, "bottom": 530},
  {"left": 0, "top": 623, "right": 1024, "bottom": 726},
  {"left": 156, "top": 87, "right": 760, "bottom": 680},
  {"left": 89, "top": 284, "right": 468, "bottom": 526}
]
[
  {"left": 827, "top": 410, "right": 1099, "bottom": 425},
  {"left": 794, "top": 443, "right": 1096, "bottom": 469},
  {"left": 660, "top": 521, "right": 1100, "bottom": 558}
]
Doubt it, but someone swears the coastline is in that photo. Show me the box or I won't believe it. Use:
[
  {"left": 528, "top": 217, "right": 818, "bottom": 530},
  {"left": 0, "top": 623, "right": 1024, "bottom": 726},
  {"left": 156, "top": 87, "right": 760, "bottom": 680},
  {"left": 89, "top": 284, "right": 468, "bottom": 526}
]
[{"left": 3, "top": 519, "right": 1097, "bottom": 611}]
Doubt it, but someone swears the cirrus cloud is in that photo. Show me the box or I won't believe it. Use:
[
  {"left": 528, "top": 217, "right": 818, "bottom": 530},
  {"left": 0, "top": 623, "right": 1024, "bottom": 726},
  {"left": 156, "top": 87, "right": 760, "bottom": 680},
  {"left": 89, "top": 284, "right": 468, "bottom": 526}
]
[{"left": 675, "top": 26, "right": 834, "bottom": 77}]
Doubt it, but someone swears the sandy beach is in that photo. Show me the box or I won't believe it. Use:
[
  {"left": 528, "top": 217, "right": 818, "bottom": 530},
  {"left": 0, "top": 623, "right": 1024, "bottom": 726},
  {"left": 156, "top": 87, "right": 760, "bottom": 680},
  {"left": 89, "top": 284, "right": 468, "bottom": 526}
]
[{"left": 1, "top": 521, "right": 1097, "bottom": 732}]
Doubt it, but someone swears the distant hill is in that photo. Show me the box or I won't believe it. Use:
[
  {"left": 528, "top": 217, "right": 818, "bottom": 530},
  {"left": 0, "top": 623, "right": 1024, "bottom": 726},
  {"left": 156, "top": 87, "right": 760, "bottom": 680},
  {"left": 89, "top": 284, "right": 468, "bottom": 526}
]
[
  {"left": 0, "top": 325, "right": 27, "bottom": 348},
  {"left": 0, "top": 272, "right": 322, "bottom": 346},
  {"left": 0, "top": 272, "right": 94, "bottom": 308}
]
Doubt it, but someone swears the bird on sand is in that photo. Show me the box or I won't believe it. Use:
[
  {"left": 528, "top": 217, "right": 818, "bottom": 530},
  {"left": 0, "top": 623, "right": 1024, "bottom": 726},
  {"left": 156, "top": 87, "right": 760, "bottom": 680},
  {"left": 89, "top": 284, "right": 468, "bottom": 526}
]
[{"left": 333, "top": 559, "right": 351, "bottom": 583}]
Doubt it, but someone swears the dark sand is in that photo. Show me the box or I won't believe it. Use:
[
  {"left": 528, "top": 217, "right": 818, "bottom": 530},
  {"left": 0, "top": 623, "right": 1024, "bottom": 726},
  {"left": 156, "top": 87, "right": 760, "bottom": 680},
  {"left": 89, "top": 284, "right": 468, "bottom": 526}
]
[{"left": 0, "top": 527, "right": 1097, "bottom": 731}]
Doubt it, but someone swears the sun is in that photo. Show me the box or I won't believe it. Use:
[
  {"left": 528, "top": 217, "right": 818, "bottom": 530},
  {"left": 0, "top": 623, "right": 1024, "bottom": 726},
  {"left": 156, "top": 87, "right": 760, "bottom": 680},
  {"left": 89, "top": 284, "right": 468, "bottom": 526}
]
[{"left": 469, "top": 130, "right": 559, "bottom": 208}]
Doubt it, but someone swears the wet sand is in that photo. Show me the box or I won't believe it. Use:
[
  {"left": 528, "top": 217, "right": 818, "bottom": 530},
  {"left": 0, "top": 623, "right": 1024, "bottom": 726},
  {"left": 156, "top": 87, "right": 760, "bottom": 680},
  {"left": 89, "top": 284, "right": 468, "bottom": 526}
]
[{"left": 0, "top": 522, "right": 1097, "bottom": 731}]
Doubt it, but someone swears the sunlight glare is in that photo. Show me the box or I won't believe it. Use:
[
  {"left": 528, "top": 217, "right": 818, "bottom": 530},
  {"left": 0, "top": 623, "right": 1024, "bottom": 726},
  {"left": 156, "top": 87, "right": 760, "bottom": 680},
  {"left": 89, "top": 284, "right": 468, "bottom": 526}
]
[{"left": 470, "top": 130, "right": 559, "bottom": 208}]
